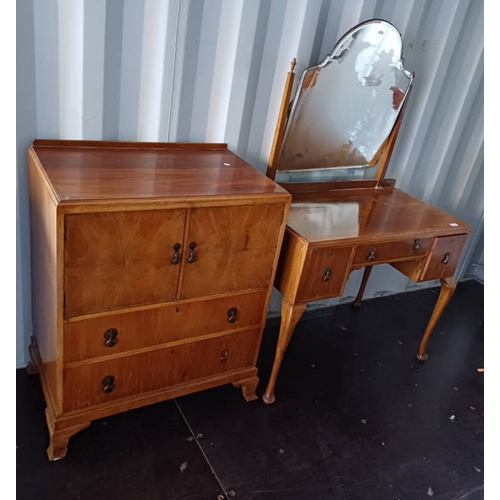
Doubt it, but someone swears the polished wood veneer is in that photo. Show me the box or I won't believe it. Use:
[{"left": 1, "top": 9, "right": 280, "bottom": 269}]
[
  {"left": 28, "top": 140, "right": 291, "bottom": 460},
  {"left": 32, "top": 140, "right": 285, "bottom": 202},
  {"left": 261, "top": 27, "right": 472, "bottom": 409},
  {"left": 63, "top": 290, "right": 267, "bottom": 365},
  {"left": 263, "top": 186, "right": 471, "bottom": 405},
  {"left": 63, "top": 329, "right": 261, "bottom": 412},
  {"left": 284, "top": 189, "right": 468, "bottom": 244}
]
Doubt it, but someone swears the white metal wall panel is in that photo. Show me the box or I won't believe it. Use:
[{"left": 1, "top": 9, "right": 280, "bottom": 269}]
[{"left": 16, "top": 0, "right": 484, "bottom": 365}]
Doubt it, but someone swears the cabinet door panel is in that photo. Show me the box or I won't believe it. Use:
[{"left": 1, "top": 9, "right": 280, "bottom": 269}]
[
  {"left": 65, "top": 210, "right": 186, "bottom": 317},
  {"left": 181, "top": 204, "right": 284, "bottom": 298}
]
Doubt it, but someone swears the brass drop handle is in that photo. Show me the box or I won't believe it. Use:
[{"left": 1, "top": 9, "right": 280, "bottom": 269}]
[
  {"left": 187, "top": 242, "right": 197, "bottom": 263},
  {"left": 323, "top": 268, "right": 332, "bottom": 282},
  {"left": 442, "top": 252, "right": 450, "bottom": 265},
  {"left": 413, "top": 239, "right": 421, "bottom": 250},
  {"left": 102, "top": 375, "right": 115, "bottom": 393},
  {"left": 368, "top": 247, "right": 377, "bottom": 261},
  {"left": 220, "top": 349, "right": 231, "bottom": 360},
  {"left": 103, "top": 328, "right": 118, "bottom": 347},
  {"left": 171, "top": 243, "right": 181, "bottom": 265},
  {"left": 227, "top": 307, "right": 238, "bottom": 323}
]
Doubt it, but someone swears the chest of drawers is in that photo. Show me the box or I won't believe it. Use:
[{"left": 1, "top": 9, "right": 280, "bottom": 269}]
[{"left": 27, "top": 140, "right": 291, "bottom": 460}]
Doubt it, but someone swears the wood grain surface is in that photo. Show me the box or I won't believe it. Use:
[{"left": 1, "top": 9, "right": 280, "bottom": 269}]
[
  {"left": 285, "top": 188, "right": 470, "bottom": 245},
  {"left": 63, "top": 329, "right": 260, "bottom": 412},
  {"left": 32, "top": 143, "right": 287, "bottom": 202},
  {"left": 63, "top": 290, "right": 267, "bottom": 364}
]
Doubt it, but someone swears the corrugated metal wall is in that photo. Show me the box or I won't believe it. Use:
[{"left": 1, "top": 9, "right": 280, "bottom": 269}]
[{"left": 16, "top": 0, "right": 484, "bottom": 365}]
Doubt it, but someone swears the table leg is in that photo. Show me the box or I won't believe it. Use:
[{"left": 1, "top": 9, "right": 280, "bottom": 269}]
[
  {"left": 262, "top": 298, "right": 306, "bottom": 405},
  {"left": 353, "top": 266, "right": 373, "bottom": 308},
  {"left": 417, "top": 276, "right": 457, "bottom": 361}
]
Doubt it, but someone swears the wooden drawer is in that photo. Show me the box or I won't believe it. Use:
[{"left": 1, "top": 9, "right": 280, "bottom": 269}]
[
  {"left": 64, "top": 290, "right": 267, "bottom": 364},
  {"left": 296, "top": 246, "right": 353, "bottom": 302},
  {"left": 418, "top": 234, "right": 468, "bottom": 281},
  {"left": 63, "top": 329, "right": 261, "bottom": 412},
  {"left": 352, "top": 238, "right": 431, "bottom": 267}
]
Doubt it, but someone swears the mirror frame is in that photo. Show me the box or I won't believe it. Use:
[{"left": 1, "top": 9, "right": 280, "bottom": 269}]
[{"left": 266, "top": 19, "right": 414, "bottom": 187}]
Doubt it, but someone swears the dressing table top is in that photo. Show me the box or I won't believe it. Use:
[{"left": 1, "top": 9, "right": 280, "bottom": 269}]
[{"left": 285, "top": 188, "right": 470, "bottom": 245}]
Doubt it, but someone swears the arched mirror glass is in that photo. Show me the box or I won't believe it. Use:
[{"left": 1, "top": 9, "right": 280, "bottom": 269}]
[{"left": 278, "top": 19, "right": 413, "bottom": 174}]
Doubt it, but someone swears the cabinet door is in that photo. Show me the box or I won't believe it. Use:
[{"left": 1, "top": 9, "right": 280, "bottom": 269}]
[
  {"left": 180, "top": 204, "right": 284, "bottom": 298},
  {"left": 65, "top": 209, "right": 186, "bottom": 317}
]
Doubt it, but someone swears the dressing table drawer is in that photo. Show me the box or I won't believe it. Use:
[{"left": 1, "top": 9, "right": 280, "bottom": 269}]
[
  {"left": 296, "top": 246, "right": 353, "bottom": 302},
  {"left": 63, "top": 329, "right": 261, "bottom": 412},
  {"left": 418, "top": 234, "right": 468, "bottom": 281},
  {"left": 353, "top": 238, "right": 431, "bottom": 267}
]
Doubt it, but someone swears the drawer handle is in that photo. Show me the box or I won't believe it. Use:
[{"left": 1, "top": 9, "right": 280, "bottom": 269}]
[
  {"left": 171, "top": 243, "right": 181, "bottom": 265},
  {"left": 442, "top": 252, "right": 450, "bottom": 265},
  {"left": 103, "top": 328, "right": 118, "bottom": 347},
  {"left": 220, "top": 349, "right": 231, "bottom": 360},
  {"left": 102, "top": 375, "right": 115, "bottom": 393},
  {"left": 368, "top": 247, "right": 377, "bottom": 261},
  {"left": 413, "top": 239, "right": 421, "bottom": 250},
  {"left": 323, "top": 268, "right": 332, "bottom": 282},
  {"left": 227, "top": 307, "right": 238, "bottom": 323},
  {"left": 187, "top": 242, "right": 197, "bottom": 263}
]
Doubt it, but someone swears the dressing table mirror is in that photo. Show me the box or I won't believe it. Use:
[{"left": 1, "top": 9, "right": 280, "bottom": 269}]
[{"left": 263, "top": 19, "right": 471, "bottom": 404}]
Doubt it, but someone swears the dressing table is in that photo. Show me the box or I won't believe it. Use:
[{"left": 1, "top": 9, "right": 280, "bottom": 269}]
[{"left": 262, "top": 19, "right": 471, "bottom": 404}]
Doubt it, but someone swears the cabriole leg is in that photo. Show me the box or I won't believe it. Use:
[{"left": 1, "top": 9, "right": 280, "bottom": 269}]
[
  {"left": 417, "top": 276, "right": 457, "bottom": 361},
  {"left": 353, "top": 266, "right": 373, "bottom": 308},
  {"left": 263, "top": 299, "right": 306, "bottom": 405}
]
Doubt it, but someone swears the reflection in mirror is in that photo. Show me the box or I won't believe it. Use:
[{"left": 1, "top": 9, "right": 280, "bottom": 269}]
[
  {"left": 278, "top": 19, "right": 413, "bottom": 173},
  {"left": 286, "top": 202, "right": 360, "bottom": 241}
]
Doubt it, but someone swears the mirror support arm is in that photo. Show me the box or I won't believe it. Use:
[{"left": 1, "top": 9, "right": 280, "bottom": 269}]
[
  {"left": 375, "top": 77, "right": 415, "bottom": 186},
  {"left": 266, "top": 58, "right": 297, "bottom": 181}
]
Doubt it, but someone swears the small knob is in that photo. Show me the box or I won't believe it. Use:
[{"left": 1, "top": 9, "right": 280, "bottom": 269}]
[
  {"left": 227, "top": 307, "right": 238, "bottom": 323},
  {"left": 323, "top": 268, "right": 332, "bottom": 282},
  {"left": 102, "top": 375, "right": 115, "bottom": 393},
  {"left": 220, "top": 349, "right": 231, "bottom": 360},
  {"left": 368, "top": 247, "right": 377, "bottom": 261},
  {"left": 187, "top": 242, "right": 197, "bottom": 263},
  {"left": 442, "top": 252, "right": 450, "bottom": 265},
  {"left": 413, "top": 239, "right": 421, "bottom": 250},
  {"left": 171, "top": 243, "right": 181, "bottom": 265},
  {"left": 103, "top": 328, "right": 118, "bottom": 347}
]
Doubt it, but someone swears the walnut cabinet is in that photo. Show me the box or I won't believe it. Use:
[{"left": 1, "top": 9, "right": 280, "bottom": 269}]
[{"left": 27, "top": 140, "right": 291, "bottom": 460}]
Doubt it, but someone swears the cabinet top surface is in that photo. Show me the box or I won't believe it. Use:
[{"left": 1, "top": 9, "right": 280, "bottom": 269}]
[
  {"left": 31, "top": 141, "right": 289, "bottom": 203},
  {"left": 286, "top": 188, "right": 471, "bottom": 244}
]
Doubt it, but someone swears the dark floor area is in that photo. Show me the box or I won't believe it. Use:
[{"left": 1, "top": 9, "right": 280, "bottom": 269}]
[{"left": 17, "top": 280, "right": 484, "bottom": 500}]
